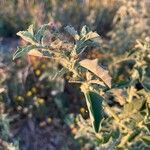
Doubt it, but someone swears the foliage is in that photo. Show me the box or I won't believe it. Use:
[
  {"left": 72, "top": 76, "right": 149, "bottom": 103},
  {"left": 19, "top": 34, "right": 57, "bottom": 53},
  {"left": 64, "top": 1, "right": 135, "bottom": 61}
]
[
  {"left": 0, "top": 0, "right": 116, "bottom": 37},
  {"left": 13, "top": 23, "right": 150, "bottom": 149},
  {"left": 107, "top": 0, "right": 150, "bottom": 53},
  {"left": 0, "top": 101, "right": 19, "bottom": 150}
]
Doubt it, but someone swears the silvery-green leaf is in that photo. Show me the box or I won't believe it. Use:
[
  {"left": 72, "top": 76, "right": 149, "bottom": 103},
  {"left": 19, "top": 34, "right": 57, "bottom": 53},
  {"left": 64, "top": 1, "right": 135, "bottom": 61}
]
[
  {"left": 65, "top": 26, "right": 79, "bottom": 40},
  {"left": 35, "top": 24, "right": 50, "bottom": 42},
  {"left": 80, "top": 25, "right": 88, "bottom": 36},
  {"left": 27, "top": 24, "right": 34, "bottom": 35},
  {"left": 84, "top": 31, "right": 99, "bottom": 41},
  {"left": 13, "top": 45, "right": 36, "bottom": 60},
  {"left": 123, "top": 103, "right": 134, "bottom": 114},
  {"left": 111, "top": 128, "right": 120, "bottom": 139},
  {"left": 17, "top": 31, "right": 37, "bottom": 45}
]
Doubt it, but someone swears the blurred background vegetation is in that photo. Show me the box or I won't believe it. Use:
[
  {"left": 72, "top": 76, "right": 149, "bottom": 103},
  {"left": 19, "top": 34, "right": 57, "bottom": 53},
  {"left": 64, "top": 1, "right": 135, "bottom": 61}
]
[
  {"left": 0, "top": 0, "right": 150, "bottom": 149},
  {"left": 0, "top": 0, "right": 117, "bottom": 37}
]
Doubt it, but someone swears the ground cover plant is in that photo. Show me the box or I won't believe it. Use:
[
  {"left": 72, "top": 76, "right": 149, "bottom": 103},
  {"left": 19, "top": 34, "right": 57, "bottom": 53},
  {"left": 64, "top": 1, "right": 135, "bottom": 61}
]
[{"left": 12, "top": 23, "right": 150, "bottom": 149}]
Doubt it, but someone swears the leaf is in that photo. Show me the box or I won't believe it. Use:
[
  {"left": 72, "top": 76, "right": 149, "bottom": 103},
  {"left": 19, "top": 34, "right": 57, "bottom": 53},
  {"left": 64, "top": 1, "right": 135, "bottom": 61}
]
[
  {"left": 80, "top": 25, "right": 88, "bottom": 36},
  {"left": 17, "top": 31, "right": 37, "bottom": 45},
  {"left": 27, "top": 24, "right": 34, "bottom": 35},
  {"left": 83, "top": 91, "right": 103, "bottom": 133},
  {"left": 76, "top": 30, "right": 99, "bottom": 54},
  {"left": 146, "top": 103, "right": 150, "bottom": 116},
  {"left": 133, "top": 99, "right": 144, "bottom": 111},
  {"left": 141, "top": 136, "right": 150, "bottom": 146},
  {"left": 128, "top": 129, "right": 141, "bottom": 142},
  {"left": 144, "top": 122, "right": 150, "bottom": 132},
  {"left": 131, "top": 112, "right": 143, "bottom": 123},
  {"left": 142, "top": 77, "right": 150, "bottom": 91},
  {"left": 123, "top": 99, "right": 144, "bottom": 119},
  {"left": 65, "top": 26, "right": 79, "bottom": 40},
  {"left": 80, "top": 59, "right": 112, "bottom": 88},
  {"left": 123, "top": 103, "right": 134, "bottom": 114},
  {"left": 111, "top": 128, "right": 120, "bottom": 139},
  {"left": 137, "top": 89, "right": 150, "bottom": 104},
  {"left": 35, "top": 24, "right": 50, "bottom": 42},
  {"left": 102, "top": 133, "right": 112, "bottom": 143},
  {"left": 13, "top": 45, "right": 36, "bottom": 60},
  {"left": 67, "top": 26, "right": 99, "bottom": 55},
  {"left": 80, "top": 26, "right": 99, "bottom": 40},
  {"left": 84, "top": 31, "right": 99, "bottom": 41},
  {"left": 64, "top": 114, "right": 75, "bottom": 126}
]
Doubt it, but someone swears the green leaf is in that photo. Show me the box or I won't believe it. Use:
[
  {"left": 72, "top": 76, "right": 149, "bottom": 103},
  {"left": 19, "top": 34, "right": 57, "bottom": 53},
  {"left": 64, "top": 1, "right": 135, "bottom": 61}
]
[
  {"left": 123, "top": 99, "right": 144, "bottom": 115},
  {"left": 142, "top": 77, "right": 150, "bottom": 91},
  {"left": 102, "top": 133, "right": 111, "bottom": 143},
  {"left": 141, "top": 136, "right": 150, "bottom": 146},
  {"left": 13, "top": 45, "right": 36, "bottom": 60},
  {"left": 65, "top": 25, "right": 99, "bottom": 55},
  {"left": 64, "top": 114, "right": 75, "bottom": 126},
  {"left": 128, "top": 129, "right": 141, "bottom": 142},
  {"left": 144, "top": 122, "right": 150, "bottom": 132},
  {"left": 76, "top": 28, "right": 99, "bottom": 54},
  {"left": 17, "top": 31, "right": 37, "bottom": 45},
  {"left": 83, "top": 91, "right": 103, "bottom": 132},
  {"left": 35, "top": 24, "right": 50, "bottom": 42},
  {"left": 146, "top": 103, "right": 150, "bottom": 116},
  {"left": 123, "top": 103, "right": 134, "bottom": 115},
  {"left": 27, "top": 24, "right": 34, "bottom": 35},
  {"left": 133, "top": 99, "right": 144, "bottom": 111},
  {"left": 80, "top": 25, "right": 88, "bottom": 36},
  {"left": 111, "top": 128, "right": 120, "bottom": 139},
  {"left": 137, "top": 89, "right": 150, "bottom": 104},
  {"left": 84, "top": 31, "right": 99, "bottom": 41},
  {"left": 80, "top": 26, "right": 99, "bottom": 40}
]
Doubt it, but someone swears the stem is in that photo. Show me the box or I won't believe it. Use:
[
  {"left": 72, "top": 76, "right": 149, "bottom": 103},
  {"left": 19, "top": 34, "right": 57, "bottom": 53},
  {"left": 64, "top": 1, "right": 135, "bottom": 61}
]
[
  {"left": 118, "top": 133, "right": 130, "bottom": 147},
  {"left": 104, "top": 102, "right": 131, "bottom": 132},
  {"left": 104, "top": 102, "right": 120, "bottom": 122}
]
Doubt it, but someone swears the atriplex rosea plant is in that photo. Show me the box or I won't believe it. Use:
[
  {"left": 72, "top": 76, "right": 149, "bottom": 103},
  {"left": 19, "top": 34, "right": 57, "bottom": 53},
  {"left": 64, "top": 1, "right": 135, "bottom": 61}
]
[{"left": 13, "top": 24, "right": 150, "bottom": 148}]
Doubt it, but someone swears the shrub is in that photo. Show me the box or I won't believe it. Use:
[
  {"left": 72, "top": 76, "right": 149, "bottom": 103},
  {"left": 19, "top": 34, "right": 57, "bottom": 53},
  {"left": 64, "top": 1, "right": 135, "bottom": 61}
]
[{"left": 13, "top": 24, "right": 150, "bottom": 149}]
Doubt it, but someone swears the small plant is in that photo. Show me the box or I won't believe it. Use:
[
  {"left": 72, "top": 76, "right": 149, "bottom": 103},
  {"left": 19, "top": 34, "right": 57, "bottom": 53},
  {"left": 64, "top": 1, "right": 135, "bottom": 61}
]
[{"left": 13, "top": 24, "right": 150, "bottom": 149}]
